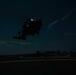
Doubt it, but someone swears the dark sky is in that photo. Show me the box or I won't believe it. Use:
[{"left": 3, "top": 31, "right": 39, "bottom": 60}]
[{"left": 0, "top": 0, "right": 76, "bottom": 55}]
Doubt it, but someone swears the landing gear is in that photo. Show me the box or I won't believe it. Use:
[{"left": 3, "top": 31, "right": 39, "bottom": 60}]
[{"left": 13, "top": 36, "right": 26, "bottom": 40}]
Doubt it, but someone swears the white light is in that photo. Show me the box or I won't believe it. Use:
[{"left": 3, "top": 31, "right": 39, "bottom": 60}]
[{"left": 31, "top": 19, "right": 34, "bottom": 21}]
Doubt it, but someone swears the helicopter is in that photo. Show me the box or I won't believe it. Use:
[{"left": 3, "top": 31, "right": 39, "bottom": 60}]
[{"left": 13, "top": 18, "right": 42, "bottom": 40}]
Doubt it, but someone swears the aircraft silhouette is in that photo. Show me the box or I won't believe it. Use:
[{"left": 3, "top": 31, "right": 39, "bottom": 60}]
[{"left": 13, "top": 18, "right": 42, "bottom": 40}]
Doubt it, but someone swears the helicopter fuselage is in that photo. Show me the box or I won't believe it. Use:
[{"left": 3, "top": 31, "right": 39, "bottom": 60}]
[{"left": 13, "top": 19, "right": 42, "bottom": 40}]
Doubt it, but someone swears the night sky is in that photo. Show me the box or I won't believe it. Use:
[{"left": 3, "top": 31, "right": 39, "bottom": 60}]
[{"left": 0, "top": 0, "right": 76, "bottom": 55}]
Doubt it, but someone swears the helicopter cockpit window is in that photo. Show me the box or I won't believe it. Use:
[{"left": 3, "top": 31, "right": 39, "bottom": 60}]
[{"left": 27, "top": 25, "right": 29, "bottom": 27}]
